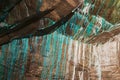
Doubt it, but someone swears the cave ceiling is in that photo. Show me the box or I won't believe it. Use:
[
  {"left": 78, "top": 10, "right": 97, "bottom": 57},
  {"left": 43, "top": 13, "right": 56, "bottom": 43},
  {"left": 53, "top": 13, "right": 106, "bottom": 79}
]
[{"left": 0, "top": 0, "right": 120, "bottom": 45}]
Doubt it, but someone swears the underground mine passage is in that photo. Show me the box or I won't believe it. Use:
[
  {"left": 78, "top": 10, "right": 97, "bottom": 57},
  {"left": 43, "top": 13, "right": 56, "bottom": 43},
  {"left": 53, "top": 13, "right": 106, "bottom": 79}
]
[{"left": 0, "top": 0, "right": 120, "bottom": 80}]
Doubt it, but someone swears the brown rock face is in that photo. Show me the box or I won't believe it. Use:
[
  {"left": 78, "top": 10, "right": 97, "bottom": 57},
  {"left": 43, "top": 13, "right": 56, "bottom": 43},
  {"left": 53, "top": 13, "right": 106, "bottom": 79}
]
[{"left": 40, "top": 0, "right": 82, "bottom": 21}]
